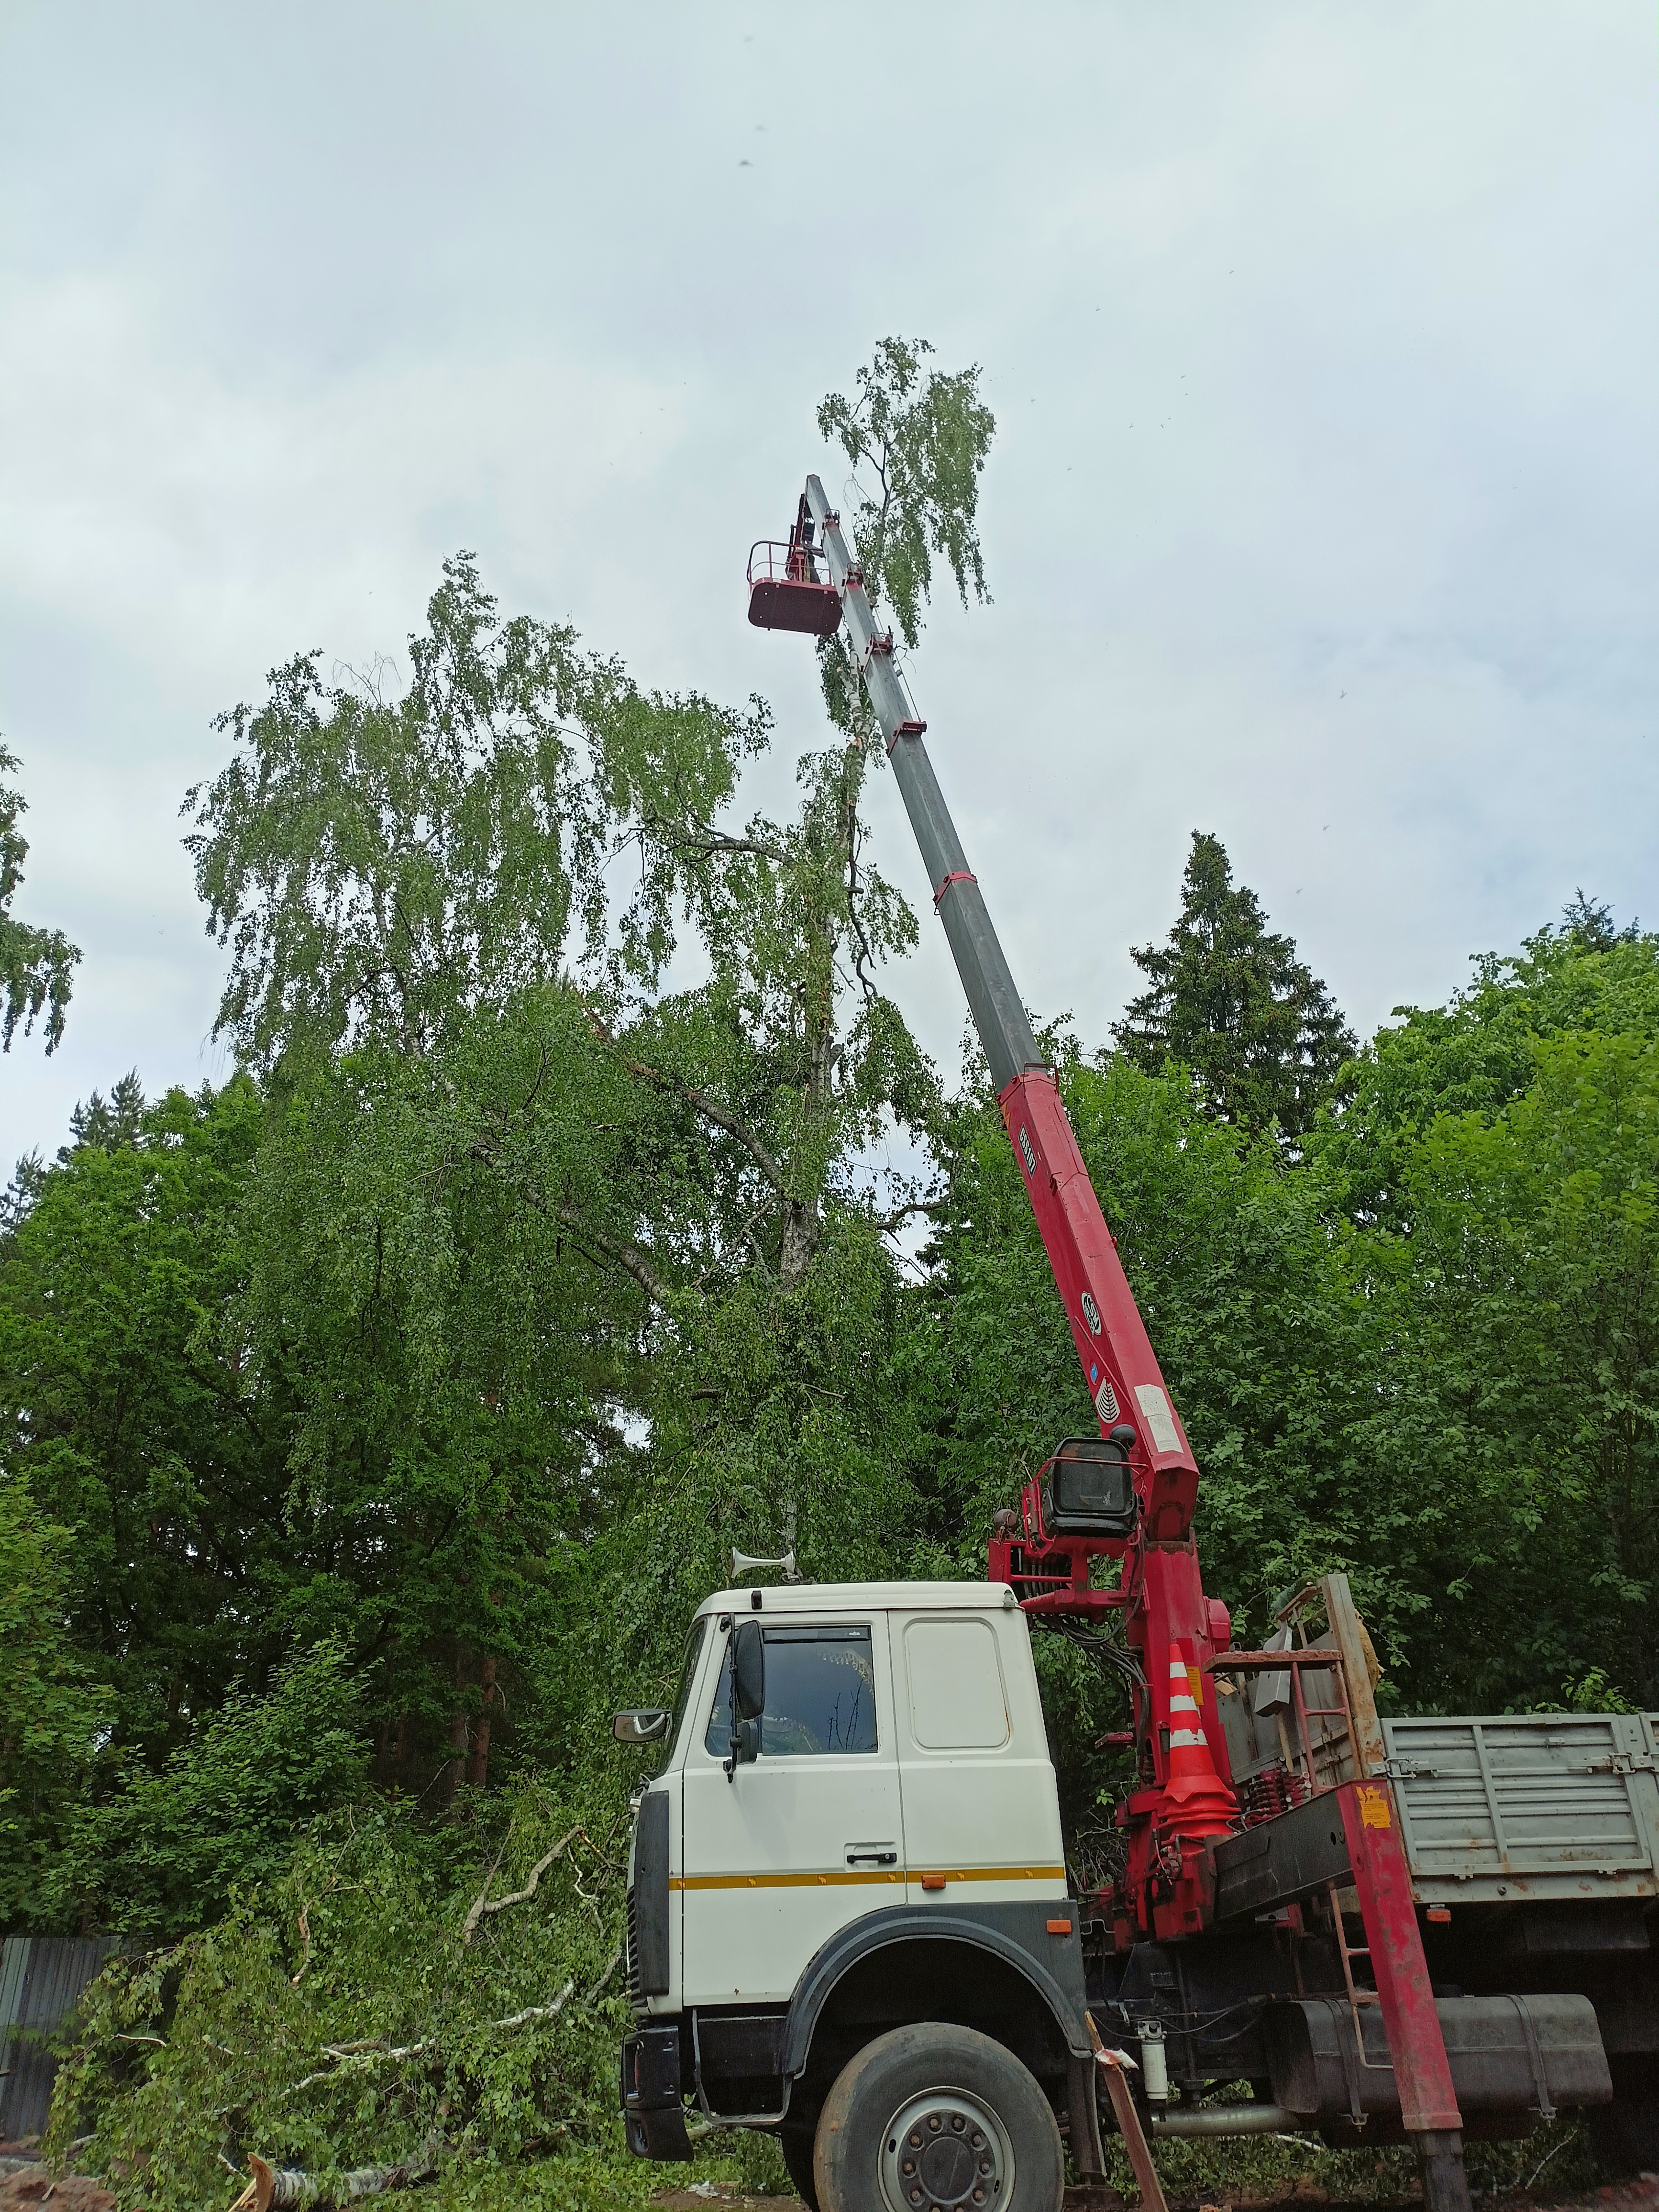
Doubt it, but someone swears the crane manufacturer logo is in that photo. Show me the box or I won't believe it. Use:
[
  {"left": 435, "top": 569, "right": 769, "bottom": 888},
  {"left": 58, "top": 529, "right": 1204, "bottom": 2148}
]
[
  {"left": 1080, "top": 1292, "right": 1103, "bottom": 1335},
  {"left": 1018, "top": 1127, "right": 1037, "bottom": 1175}
]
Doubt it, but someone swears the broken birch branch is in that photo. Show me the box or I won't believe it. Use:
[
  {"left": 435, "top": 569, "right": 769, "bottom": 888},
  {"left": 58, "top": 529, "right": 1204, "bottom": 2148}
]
[
  {"left": 286, "top": 1980, "right": 576, "bottom": 2098},
  {"left": 489, "top": 1980, "right": 576, "bottom": 2033},
  {"left": 230, "top": 2139, "right": 442, "bottom": 2212},
  {"left": 585, "top": 1943, "right": 623, "bottom": 2003},
  {"left": 460, "top": 1824, "right": 585, "bottom": 1945}
]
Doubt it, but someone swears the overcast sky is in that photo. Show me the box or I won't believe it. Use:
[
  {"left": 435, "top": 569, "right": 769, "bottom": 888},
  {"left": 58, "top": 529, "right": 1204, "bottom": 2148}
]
[{"left": 2, "top": 2, "right": 1655, "bottom": 1166}]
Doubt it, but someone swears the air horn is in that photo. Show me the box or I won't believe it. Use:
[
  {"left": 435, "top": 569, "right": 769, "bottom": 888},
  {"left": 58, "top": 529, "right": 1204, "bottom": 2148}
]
[{"left": 731, "top": 1547, "right": 802, "bottom": 1584}]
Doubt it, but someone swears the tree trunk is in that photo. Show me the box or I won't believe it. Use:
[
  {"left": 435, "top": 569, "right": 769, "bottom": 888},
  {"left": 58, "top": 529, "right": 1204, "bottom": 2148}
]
[
  {"left": 466, "top": 1656, "right": 498, "bottom": 1789},
  {"left": 440, "top": 1648, "right": 470, "bottom": 1806},
  {"left": 779, "top": 1199, "right": 817, "bottom": 1290}
]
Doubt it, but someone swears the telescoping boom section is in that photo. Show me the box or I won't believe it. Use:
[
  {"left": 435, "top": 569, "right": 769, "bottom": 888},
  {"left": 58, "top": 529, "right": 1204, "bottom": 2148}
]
[{"left": 747, "top": 476, "right": 1479, "bottom": 2212}]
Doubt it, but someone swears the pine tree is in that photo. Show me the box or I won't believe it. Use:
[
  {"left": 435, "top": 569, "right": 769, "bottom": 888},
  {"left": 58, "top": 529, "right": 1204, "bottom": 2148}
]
[{"left": 1114, "top": 831, "right": 1355, "bottom": 1139}]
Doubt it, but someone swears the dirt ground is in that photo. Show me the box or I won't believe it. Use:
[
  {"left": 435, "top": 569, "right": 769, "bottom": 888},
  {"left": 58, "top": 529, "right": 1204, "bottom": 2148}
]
[
  {"left": 0, "top": 2157, "right": 1651, "bottom": 2212},
  {"left": 0, "top": 2172, "right": 116, "bottom": 2212},
  {"left": 652, "top": 2180, "right": 1659, "bottom": 2212}
]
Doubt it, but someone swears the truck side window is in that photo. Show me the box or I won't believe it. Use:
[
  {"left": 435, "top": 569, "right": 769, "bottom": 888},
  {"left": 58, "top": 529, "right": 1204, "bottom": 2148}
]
[
  {"left": 668, "top": 1617, "right": 708, "bottom": 1753},
  {"left": 704, "top": 1624, "right": 877, "bottom": 1756}
]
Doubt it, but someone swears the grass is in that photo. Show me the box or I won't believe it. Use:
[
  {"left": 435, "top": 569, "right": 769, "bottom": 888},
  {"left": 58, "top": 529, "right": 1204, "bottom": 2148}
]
[
  {"left": 394, "top": 2134, "right": 793, "bottom": 2212},
  {"left": 375, "top": 2112, "right": 1605, "bottom": 2212}
]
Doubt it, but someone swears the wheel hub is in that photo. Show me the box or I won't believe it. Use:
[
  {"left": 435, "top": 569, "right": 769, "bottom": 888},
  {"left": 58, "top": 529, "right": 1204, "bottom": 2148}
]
[{"left": 879, "top": 2088, "right": 1012, "bottom": 2212}]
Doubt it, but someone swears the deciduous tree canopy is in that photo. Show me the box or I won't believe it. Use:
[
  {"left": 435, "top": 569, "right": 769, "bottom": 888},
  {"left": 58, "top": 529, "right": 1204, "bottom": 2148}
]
[{"left": 0, "top": 741, "right": 80, "bottom": 1055}]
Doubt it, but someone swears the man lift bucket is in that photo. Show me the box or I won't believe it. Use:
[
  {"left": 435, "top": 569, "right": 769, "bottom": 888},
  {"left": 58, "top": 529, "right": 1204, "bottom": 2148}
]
[{"left": 748, "top": 493, "right": 842, "bottom": 636}]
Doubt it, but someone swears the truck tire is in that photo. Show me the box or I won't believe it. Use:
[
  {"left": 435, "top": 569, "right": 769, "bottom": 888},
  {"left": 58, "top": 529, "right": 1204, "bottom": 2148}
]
[
  {"left": 781, "top": 2122, "right": 820, "bottom": 2210},
  {"left": 812, "top": 2022, "right": 1064, "bottom": 2212}
]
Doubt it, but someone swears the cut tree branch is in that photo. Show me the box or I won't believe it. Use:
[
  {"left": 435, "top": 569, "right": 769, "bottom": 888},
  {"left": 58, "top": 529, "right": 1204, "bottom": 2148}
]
[
  {"left": 876, "top": 1198, "right": 943, "bottom": 1234},
  {"left": 462, "top": 1825, "right": 586, "bottom": 1946},
  {"left": 287, "top": 1980, "right": 577, "bottom": 2098}
]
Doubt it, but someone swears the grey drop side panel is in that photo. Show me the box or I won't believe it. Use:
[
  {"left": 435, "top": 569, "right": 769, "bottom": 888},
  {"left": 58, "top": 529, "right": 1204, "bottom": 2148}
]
[{"left": 1383, "top": 1713, "right": 1659, "bottom": 1903}]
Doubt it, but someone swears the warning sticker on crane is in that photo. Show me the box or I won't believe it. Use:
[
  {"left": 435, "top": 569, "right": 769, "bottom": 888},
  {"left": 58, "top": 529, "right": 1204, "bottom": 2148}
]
[
  {"left": 1133, "top": 1384, "right": 1182, "bottom": 1456},
  {"left": 1355, "top": 1782, "right": 1393, "bottom": 1830}
]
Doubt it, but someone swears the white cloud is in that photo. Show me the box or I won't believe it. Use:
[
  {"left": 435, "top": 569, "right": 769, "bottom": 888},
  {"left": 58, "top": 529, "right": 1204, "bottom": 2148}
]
[{"left": 0, "top": 0, "right": 1653, "bottom": 1155}]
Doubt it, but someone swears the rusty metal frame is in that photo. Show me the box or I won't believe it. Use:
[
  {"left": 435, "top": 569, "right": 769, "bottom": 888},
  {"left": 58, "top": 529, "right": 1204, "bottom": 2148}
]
[{"left": 1211, "top": 1579, "right": 1463, "bottom": 2145}]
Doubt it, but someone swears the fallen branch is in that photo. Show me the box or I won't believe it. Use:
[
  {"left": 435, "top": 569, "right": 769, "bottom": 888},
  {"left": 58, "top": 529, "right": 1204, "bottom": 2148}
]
[
  {"left": 585, "top": 1943, "right": 623, "bottom": 2003},
  {"left": 490, "top": 1980, "right": 577, "bottom": 2032},
  {"left": 461, "top": 1824, "right": 585, "bottom": 1946},
  {"left": 289, "top": 1904, "right": 312, "bottom": 1988},
  {"left": 230, "top": 2139, "right": 442, "bottom": 2212},
  {"left": 286, "top": 1981, "right": 576, "bottom": 2098}
]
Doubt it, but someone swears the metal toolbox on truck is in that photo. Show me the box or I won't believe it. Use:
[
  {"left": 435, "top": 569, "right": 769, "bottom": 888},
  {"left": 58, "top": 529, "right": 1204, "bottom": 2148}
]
[{"left": 1381, "top": 1712, "right": 1659, "bottom": 1904}]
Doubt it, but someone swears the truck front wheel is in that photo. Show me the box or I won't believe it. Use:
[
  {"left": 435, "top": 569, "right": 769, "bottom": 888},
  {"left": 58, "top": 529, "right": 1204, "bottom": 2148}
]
[{"left": 812, "top": 2023, "right": 1064, "bottom": 2212}]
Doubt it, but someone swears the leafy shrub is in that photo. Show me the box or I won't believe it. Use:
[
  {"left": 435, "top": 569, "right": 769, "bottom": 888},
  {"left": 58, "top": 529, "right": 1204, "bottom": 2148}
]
[
  {"left": 0, "top": 1471, "right": 108, "bottom": 1922},
  {"left": 45, "top": 1640, "right": 369, "bottom": 1934},
  {"left": 47, "top": 1775, "right": 634, "bottom": 2209}
]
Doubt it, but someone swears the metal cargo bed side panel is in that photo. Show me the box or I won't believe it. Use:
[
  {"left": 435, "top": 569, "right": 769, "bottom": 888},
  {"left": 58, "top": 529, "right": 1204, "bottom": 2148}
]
[{"left": 1382, "top": 1713, "right": 1659, "bottom": 1904}]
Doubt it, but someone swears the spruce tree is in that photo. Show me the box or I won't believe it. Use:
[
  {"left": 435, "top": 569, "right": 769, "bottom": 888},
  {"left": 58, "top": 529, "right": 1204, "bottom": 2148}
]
[{"left": 1115, "top": 830, "right": 1355, "bottom": 1138}]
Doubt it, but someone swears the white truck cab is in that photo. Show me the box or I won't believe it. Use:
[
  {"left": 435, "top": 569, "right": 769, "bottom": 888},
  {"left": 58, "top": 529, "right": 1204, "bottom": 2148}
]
[{"left": 619, "top": 1582, "right": 1103, "bottom": 2212}]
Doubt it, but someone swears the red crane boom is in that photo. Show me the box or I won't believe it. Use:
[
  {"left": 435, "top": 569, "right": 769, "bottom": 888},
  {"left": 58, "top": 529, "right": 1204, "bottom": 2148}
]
[{"left": 749, "top": 475, "right": 1473, "bottom": 2212}]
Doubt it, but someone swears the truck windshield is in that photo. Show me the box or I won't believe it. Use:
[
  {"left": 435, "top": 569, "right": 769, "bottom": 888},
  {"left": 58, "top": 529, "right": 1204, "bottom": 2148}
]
[
  {"left": 704, "top": 1624, "right": 877, "bottom": 1756},
  {"left": 669, "top": 1618, "right": 708, "bottom": 1753}
]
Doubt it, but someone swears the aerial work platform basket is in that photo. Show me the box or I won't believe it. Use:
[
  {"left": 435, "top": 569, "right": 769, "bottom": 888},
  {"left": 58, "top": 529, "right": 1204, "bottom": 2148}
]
[{"left": 747, "top": 496, "right": 842, "bottom": 636}]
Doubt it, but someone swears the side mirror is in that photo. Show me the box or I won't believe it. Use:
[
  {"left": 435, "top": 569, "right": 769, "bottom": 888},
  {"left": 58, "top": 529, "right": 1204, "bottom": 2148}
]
[
  {"left": 724, "top": 1622, "right": 765, "bottom": 1781},
  {"left": 613, "top": 1709, "right": 669, "bottom": 1744},
  {"left": 730, "top": 1716, "right": 760, "bottom": 1768},
  {"left": 732, "top": 1620, "right": 765, "bottom": 1722}
]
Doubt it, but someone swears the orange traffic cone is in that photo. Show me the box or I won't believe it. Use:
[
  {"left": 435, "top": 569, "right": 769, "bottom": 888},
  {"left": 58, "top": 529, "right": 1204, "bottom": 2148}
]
[{"left": 1158, "top": 1643, "right": 1237, "bottom": 1841}]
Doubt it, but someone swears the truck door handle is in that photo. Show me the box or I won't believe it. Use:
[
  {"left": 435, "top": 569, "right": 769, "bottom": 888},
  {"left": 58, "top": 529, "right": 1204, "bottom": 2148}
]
[{"left": 846, "top": 1848, "right": 898, "bottom": 1867}]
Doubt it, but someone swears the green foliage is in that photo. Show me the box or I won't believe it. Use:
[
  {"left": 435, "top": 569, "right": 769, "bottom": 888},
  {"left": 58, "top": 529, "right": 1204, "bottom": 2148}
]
[
  {"left": 589, "top": 1210, "right": 931, "bottom": 1727},
  {"left": 0, "top": 1075, "right": 306, "bottom": 1764},
  {"left": 45, "top": 1641, "right": 370, "bottom": 1935},
  {"left": 186, "top": 553, "right": 769, "bottom": 1076},
  {"left": 236, "top": 993, "right": 630, "bottom": 1782},
  {"left": 913, "top": 1006, "right": 1659, "bottom": 1724},
  {"left": 817, "top": 337, "right": 995, "bottom": 652},
  {"left": 1115, "top": 830, "right": 1355, "bottom": 1140},
  {"left": 1528, "top": 1665, "right": 1639, "bottom": 1714},
  {"left": 1372, "top": 1025, "right": 1659, "bottom": 1707},
  {"left": 46, "top": 1777, "right": 634, "bottom": 2205},
  {"left": 0, "top": 1471, "right": 109, "bottom": 1922},
  {"left": 1320, "top": 902, "right": 1659, "bottom": 1224},
  {"left": 0, "top": 739, "right": 80, "bottom": 1053}
]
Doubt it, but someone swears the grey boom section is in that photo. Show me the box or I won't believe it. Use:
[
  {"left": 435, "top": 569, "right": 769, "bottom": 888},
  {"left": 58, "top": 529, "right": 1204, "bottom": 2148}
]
[{"left": 804, "top": 474, "right": 1043, "bottom": 1097}]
